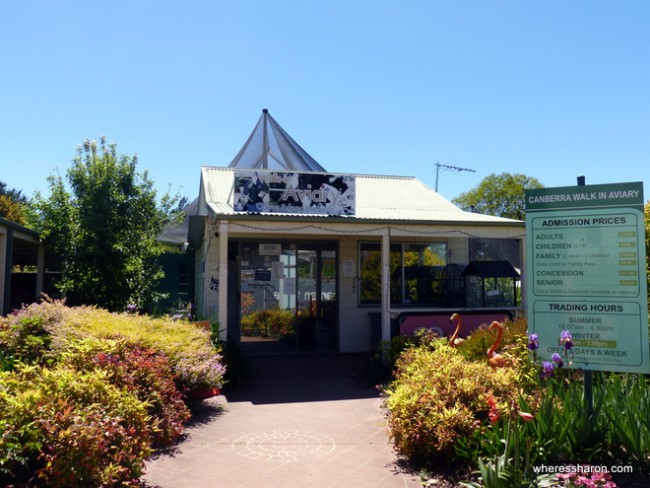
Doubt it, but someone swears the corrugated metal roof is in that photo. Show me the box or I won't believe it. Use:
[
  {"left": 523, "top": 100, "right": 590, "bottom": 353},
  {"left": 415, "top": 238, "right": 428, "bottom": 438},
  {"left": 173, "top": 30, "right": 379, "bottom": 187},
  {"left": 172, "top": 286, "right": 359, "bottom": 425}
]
[
  {"left": 197, "top": 166, "right": 522, "bottom": 225},
  {"left": 157, "top": 197, "right": 199, "bottom": 245}
]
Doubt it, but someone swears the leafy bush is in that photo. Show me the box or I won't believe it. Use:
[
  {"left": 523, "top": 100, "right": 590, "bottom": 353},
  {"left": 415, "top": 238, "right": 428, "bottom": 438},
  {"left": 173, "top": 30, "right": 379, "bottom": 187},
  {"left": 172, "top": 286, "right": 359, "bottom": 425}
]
[
  {"left": 1, "top": 300, "right": 226, "bottom": 485},
  {"left": 173, "top": 347, "right": 228, "bottom": 392},
  {"left": 384, "top": 340, "right": 523, "bottom": 465},
  {"left": 457, "top": 316, "right": 527, "bottom": 362},
  {"left": 4, "top": 300, "right": 226, "bottom": 392},
  {"left": 457, "top": 316, "right": 538, "bottom": 393},
  {"left": 0, "top": 364, "right": 151, "bottom": 487},
  {"left": 362, "top": 330, "right": 437, "bottom": 386},
  {"left": 0, "top": 300, "right": 68, "bottom": 366},
  {"left": 62, "top": 337, "right": 191, "bottom": 448},
  {"left": 63, "top": 303, "right": 226, "bottom": 391},
  {"left": 384, "top": 316, "right": 650, "bottom": 484}
]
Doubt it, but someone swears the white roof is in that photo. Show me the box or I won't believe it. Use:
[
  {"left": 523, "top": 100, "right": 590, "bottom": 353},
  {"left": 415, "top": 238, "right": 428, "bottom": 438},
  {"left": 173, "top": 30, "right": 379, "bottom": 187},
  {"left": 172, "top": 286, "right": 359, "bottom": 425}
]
[{"left": 197, "top": 166, "right": 522, "bottom": 226}]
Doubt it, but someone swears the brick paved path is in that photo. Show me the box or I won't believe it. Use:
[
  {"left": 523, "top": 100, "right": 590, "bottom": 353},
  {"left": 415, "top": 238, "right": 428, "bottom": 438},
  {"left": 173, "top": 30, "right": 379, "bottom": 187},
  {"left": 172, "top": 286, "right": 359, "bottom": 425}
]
[{"left": 143, "top": 354, "right": 422, "bottom": 488}]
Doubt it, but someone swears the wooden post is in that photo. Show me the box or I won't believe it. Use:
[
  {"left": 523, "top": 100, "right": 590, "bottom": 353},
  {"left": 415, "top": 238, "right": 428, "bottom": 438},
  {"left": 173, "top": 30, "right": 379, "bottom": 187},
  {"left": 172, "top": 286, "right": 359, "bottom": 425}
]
[{"left": 577, "top": 175, "right": 594, "bottom": 417}]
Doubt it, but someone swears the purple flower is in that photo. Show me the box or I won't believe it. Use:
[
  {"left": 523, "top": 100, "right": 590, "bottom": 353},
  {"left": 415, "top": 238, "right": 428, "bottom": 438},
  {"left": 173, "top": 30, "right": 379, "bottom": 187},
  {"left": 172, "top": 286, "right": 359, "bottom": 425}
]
[
  {"left": 552, "top": 353, "right": 564, "bottom": 368},
  {"left": 560, "top": 330, "right": 574, "bottom": 350},
  {"left": 527, "top": 333, "right": 539, "bottom": 351},
  {"left": 541, "top": 361, "right": 555, "bottom": 379}
]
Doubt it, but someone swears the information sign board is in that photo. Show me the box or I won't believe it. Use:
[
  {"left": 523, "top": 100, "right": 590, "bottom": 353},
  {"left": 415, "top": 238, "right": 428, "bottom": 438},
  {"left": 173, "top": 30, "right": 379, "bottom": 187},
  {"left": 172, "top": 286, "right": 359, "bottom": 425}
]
[{"left": 525, "top": 182, "right": 649, "bottom": 373}]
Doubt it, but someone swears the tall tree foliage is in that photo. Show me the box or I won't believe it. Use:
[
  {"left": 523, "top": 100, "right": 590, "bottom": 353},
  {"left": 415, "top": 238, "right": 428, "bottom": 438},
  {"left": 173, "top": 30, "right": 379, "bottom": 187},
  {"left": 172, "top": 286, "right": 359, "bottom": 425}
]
[
  {"left": 452, "top": 172, "right": 544, "bottom": 220},
  {"left": 33, "top": 137, "right": 182, "bottom": 312},
  {"left": 0, "top": 182, "right": 28, "bottom": 225}
]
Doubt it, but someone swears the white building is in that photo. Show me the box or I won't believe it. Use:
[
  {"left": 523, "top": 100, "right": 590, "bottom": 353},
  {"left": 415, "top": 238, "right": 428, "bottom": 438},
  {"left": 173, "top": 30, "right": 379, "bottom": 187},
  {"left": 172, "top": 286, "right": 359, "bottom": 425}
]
[{"left": 188, "top": 110, "right": 525, "bottom": 354}]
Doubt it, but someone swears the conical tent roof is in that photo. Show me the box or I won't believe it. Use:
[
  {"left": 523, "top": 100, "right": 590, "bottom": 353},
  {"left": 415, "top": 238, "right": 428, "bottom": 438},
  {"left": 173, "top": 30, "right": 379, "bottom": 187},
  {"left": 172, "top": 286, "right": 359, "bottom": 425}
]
[{"left": 228, "top": 109, "right": 326, "bottom": 172}]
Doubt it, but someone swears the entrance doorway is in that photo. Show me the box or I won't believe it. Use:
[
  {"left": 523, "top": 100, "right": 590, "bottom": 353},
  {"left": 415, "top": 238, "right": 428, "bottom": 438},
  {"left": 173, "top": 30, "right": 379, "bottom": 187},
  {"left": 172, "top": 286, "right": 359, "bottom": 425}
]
[{"left": 237, "top": 241, "right": 338, "bottom": 354}]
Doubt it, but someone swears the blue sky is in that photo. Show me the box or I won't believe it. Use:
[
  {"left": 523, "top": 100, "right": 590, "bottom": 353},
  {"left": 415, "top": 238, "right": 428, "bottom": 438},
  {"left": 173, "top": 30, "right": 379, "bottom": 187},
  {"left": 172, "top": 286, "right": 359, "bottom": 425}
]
[{"left": 1, "top": 1, "right": 648, "bottom": 204}]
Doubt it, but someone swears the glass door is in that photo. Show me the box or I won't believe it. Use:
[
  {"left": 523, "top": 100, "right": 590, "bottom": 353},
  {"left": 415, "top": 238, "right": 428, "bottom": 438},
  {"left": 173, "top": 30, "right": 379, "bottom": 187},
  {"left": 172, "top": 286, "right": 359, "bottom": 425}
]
[
  {"left": 238, "top": 241, "right": 337, "bottom": 354},
  {"left": 296, "top": 244, "right": 337, "bottom": 352}
]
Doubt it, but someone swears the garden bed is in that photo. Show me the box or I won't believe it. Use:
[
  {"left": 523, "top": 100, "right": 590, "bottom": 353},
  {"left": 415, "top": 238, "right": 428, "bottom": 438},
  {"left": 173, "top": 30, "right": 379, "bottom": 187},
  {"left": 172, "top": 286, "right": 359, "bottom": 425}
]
[
  {"left": 0, "top": 300, "right": 226, "bottom": 487},
  {"left": 379, "top": 317, "right": 650, "bottom": 487}
]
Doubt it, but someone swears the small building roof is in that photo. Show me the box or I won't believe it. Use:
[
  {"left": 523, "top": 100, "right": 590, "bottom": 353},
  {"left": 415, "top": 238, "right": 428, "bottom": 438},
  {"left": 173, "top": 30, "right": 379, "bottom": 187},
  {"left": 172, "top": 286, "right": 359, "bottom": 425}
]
[
  {"left": 228, "top": 109, "right": 326, "bottom": 172},
  {"left": 196, "top": 166, "right": 523, "bottom": 226},
  {"left": 157, "top": 197, "right": 199, "bottom": 245}
]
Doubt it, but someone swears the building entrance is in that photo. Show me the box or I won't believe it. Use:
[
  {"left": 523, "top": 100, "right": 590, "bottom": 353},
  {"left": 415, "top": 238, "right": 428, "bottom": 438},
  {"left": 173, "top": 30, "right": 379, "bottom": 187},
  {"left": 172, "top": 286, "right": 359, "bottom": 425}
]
[{"left": 238, "top": 241, "right": 337, "bottom": 354}]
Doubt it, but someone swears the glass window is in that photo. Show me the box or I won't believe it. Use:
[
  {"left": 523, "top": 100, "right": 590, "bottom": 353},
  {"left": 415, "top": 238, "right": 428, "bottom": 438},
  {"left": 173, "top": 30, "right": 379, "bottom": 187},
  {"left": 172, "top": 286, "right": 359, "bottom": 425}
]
[
  {"left": 401, "top": 243, "right": 447, "bottom": 304},
  {"left": 466, "top": 239, "right": 522, "bottom": 307},
  {"left": 359, "top": 243, "right": 401, "bottom": 305},
  {"left": 469, "top": 238, "right": 520, "bottom": 267},
  {"left": 359, "top": 242, "right": 447, "bottom": 306}
]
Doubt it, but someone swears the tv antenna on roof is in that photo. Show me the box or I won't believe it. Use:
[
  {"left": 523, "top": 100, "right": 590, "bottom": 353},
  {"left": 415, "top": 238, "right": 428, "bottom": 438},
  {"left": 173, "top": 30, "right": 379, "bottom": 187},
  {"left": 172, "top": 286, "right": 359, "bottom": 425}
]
[{"left": 434, "top": 162, "right": 476, "bottom": 192}]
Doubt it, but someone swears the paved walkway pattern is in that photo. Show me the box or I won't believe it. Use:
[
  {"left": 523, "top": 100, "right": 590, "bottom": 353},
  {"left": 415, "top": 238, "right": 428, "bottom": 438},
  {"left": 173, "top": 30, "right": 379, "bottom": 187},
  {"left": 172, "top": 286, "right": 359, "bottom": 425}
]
[{"left": 143, "top": 354, "right": 422, "bottom": 488}]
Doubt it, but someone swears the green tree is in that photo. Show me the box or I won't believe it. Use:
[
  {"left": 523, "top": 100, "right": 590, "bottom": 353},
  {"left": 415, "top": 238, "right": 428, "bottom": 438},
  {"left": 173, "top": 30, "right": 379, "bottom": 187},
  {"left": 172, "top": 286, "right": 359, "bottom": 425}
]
[
  {"left": 452, "top": 172, "right": 544, "bottom": 220},
  {"left": 0, "top": 182, "right": 28, "bottom": 225},
  {"left": 33, "top": 137, "right": 183, "bottom": 312},
  {"left": 0, "top": 182, "right": 28, "bottom": 204}
]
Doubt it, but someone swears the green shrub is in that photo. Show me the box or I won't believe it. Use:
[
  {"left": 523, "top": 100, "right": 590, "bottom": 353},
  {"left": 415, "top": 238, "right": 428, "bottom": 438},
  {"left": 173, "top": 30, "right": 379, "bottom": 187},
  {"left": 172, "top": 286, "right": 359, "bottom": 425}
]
[
  {"left": 362, "top": 330, "right": 437, "bottom": 386},
  {"left": 384, "top": 341, "right": 522, "bottom": 465},
  {"left": 215, "top": 339, "right": 251, "bottom": 388},
  {"left": 0, "top": 364, "right": 151, "bottom": 487},
  {"left": 62, "top": 337, "right": 191, "bottom": 448},
  {"left": 384, "top": 314, "right": 650, "bottom": 482},
  {"left": 457, "top": 316, "right": 538, "bottom": 393},
  {"left": 0, "top": 300, "right": 68, "bottom": 366},
  {"left": 3, "top": 300, "right": 226, "bottom": 392},
  {"left": 457, "top": 316, "right": 527, "bottom": 362},
  {"left": 65, "top": 303, "right": 226, "bottom": 391},
  {"left": 0, "top": 301, "right": 227, "bottom": 486}
]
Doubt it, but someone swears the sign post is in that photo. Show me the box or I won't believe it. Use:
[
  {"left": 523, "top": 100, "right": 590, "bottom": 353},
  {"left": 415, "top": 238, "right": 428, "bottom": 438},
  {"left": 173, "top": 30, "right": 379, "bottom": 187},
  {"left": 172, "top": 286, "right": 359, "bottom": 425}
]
[{"left": 525, "top": 181, "right": 649, "bottom": 375}]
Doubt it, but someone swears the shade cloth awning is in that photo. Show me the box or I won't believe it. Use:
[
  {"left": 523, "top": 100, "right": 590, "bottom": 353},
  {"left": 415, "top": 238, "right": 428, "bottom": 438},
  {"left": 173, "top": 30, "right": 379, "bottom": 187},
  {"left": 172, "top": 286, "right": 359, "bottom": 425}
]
[{"left": 461, "top": 260, "right": 520, "bottom": 278}]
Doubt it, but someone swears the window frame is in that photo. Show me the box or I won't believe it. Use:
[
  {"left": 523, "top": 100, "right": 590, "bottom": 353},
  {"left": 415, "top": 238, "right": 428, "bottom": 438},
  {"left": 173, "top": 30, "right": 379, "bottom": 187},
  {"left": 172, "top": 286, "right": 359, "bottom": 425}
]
[{"left": 358, "top": 241, "right": 448, "bottom": 307}]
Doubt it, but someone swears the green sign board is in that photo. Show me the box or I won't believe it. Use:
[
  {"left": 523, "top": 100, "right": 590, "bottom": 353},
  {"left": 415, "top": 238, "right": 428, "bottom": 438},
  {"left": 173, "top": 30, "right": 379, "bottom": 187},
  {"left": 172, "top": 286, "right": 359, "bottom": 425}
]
[{"left": 525, "top": 182, "right": 649, "bottom": 373}]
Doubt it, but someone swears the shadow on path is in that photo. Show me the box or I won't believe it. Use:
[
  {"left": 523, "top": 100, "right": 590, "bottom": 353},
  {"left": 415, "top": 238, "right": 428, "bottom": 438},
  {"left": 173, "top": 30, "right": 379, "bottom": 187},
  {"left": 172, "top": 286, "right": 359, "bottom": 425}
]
[{"left": 222, "top": 353, "right": 379, "bottom": 404}]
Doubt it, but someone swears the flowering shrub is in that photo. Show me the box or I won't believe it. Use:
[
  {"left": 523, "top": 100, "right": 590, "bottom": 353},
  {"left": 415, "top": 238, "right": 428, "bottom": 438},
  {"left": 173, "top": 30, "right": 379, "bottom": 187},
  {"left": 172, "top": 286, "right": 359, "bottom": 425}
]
[
  {"left": 0, "top": 300, "right": 227, "bottom": 486},
  {"left": 457, "top": 317, "right": 528, "bottom": 362},
  {"left": 457, "top": 317, "right": 539, "bottom": 391},
  {"left": 0, "top": 364, "right": 151, "bottom": 487},
  {"left": 173, "top": 348, "right": 228, "bottom": 392},
  {"left": 385, "top": 340, "right": 523, "bottom": 464},
  {"left": 384, "top": 317, "right": 650, "bottom": 486},
  {"left": 2, "top": 300, "right": 227, "bottom": 392},
  {"left": 362, "top": 330, "right": 438, "bottom": 387},
  {"left": 62, "top": 337, "right": 191, "bottom": 447},
  {"left": 554, "top": 466, "right": 617, "bottom": 487}
]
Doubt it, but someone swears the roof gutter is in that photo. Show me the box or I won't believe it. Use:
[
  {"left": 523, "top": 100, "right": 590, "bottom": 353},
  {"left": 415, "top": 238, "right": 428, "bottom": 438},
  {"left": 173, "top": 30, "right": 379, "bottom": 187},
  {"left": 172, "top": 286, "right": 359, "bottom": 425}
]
[{"left": 203, "top": 212, "right": 525, "bottom": 229}]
